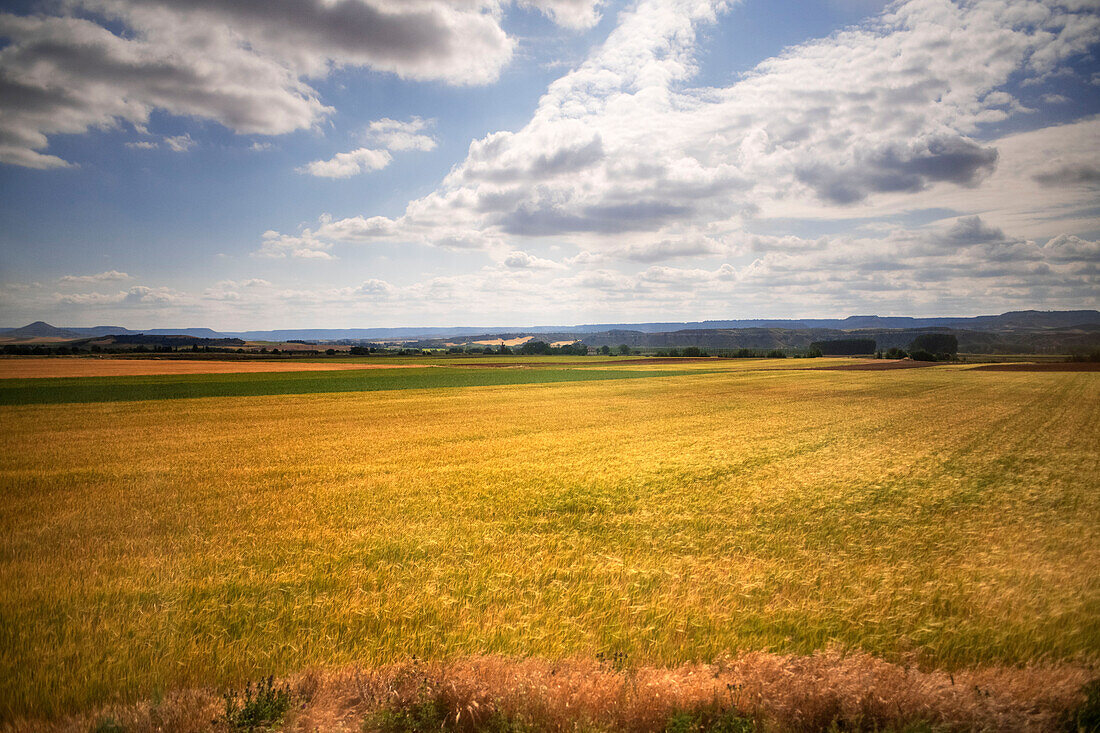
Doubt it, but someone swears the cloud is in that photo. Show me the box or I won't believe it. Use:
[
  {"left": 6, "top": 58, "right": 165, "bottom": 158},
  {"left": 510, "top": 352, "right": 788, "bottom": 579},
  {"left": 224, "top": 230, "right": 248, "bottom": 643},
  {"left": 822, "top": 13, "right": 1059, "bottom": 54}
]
[
  {"left": 826, "top": 118, "right": 1100, "bottom": 239},
  {"left": 57, "top": 285, "right": 181, "bottom": 305},
  {"left": 945, "top": 216, "right": 1005, "bottom": 245},
  {"left": 365, "top": 117, "right": 437, "bottom": 152},
  {"left": 59, "top": 270, "right": 131, "bottom": 284},
  {"left": 275, "top": 0, "right": 1100, "bottom": 262},
  {"left": 256, "top": 229, "right": 336, "bottom": 259},
  {"left": 796, "top": 135, "right": 999, "bottom": 205},
  {"left": 232, "top": 0, "right": 1099, "bottom": 322},
  {"left": 298, "top": 148, "right": 392, "bottom": 178},
  {"left": 519, "top": 0, "right": 605, "bottom": 29},
  {"left": 299, "top": 117, "right": 439, "bottom": 180},
  {"left": 125, "top": 141, "right": 158, "bottom": 150},
  {"left": 1032, "top": 162, "right": 1100, "bottom": 186},
  {"left": 28, "top": 216, "right": 1100, "bottom": 327},
  {"left": 0, "top": 1, "right": 604, "bottom": 168},
  {"left": 1041, "top": 234, "right": 1100, "bottom": 262},
  {"left": 502, "top": 250, "right": 565, "bottom": 269},
  {"left": 356, "top": 278, "right": 397, "bottom": 297},
  {"left": 612, "top": 236, "right": 724, "bottom": 263},
  {"left": 163, "top": 133, "right": 195, "bottom": 152}
]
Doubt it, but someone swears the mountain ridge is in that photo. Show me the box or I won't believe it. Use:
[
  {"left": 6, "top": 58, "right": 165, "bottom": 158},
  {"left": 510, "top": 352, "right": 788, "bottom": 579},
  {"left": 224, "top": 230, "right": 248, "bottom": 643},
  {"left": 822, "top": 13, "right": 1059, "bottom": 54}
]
[{"left": 2, "top": 310, "right": 1098, "bottom": 343}]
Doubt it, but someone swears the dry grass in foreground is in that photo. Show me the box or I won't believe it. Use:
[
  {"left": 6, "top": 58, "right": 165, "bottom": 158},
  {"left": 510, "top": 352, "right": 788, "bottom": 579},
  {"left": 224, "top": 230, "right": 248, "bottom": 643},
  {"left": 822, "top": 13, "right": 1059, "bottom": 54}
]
[{"left": 8, "top": 653, "right": 1096, "bottom": 733}]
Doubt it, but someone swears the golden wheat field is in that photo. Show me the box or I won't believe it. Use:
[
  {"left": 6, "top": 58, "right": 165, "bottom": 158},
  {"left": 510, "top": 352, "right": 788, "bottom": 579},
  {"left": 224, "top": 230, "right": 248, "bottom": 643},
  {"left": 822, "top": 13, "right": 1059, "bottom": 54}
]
[{"left": 0, "top": 358, "right": 1098, "bottom": 728}]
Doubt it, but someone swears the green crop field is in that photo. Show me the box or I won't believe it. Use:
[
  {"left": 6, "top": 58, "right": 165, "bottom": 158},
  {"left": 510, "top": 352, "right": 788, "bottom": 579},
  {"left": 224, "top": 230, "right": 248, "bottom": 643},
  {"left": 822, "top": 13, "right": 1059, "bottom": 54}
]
[
  {"left": 0, "top": 358, "right": 1097, "bottom": 727},
  {"left": 0, "top": 364, "right": 699, "bottom": 405}
]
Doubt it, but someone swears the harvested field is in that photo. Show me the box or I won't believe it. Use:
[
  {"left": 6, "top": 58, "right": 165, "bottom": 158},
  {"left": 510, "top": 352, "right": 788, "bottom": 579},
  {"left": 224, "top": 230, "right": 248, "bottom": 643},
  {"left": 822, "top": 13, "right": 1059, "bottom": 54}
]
[
  {"left": 970, "top": 361, "right": 1100, "bottom": 372},
  {"left": 0, "top": 358, "right": 429, "bottom": 379},
  {"left": 7, "top": 653, "right": 1094, "bottom": 733}
]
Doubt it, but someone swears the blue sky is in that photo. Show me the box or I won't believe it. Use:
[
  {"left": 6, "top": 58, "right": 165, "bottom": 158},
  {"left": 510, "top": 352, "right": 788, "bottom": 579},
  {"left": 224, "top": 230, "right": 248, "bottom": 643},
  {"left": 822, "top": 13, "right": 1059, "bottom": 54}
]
[{"left": 0, "top": 0, "right": 1097, "bottom": 329}]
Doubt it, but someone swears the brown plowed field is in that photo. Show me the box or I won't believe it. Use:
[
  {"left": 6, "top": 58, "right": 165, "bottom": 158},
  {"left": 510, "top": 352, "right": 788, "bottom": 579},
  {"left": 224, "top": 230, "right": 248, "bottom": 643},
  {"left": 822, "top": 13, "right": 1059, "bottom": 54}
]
[
  {"left": 0, "top": 358, "right": 428, "bottom": 379},
  {"left": 971, "top": 361, "right": 1100, "bottom": 372},
  {"left": 814, "top": 359, "right": 941, "bottom": 371}
]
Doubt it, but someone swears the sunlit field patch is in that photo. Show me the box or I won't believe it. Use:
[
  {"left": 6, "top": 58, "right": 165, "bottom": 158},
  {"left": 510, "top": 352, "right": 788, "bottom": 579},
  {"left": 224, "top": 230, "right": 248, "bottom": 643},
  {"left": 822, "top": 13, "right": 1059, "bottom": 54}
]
[{"left": 0, "top": 359, "right": 1097, "bottom": 722}]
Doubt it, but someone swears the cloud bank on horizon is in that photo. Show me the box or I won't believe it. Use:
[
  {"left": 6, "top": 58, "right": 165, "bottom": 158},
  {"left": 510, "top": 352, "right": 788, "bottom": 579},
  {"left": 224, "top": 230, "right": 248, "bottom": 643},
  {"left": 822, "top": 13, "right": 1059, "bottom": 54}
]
[{"left": 0, "top": 0, "right": 1097, "bottom": 328}]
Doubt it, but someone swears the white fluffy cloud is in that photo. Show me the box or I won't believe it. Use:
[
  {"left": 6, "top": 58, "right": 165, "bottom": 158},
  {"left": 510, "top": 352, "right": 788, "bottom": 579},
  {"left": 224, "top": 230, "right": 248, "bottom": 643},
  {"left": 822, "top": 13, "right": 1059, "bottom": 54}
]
[
  {"left": 59, "top": 270, "right": 131, "bottom": 284},
  {"left": 286, "top": 0, "right": 1098, "bottom": 248},
  {"left": 0, "top": 0, "right": 602, "bottom": 168},
  {"left": 298, "top": 148, "right": 393, "bottom": 178},
  {"left": 299, "top": 117, "right": 438, "bottom": 179},
  {"left": 258, "top": 0, "right": 1098, "bottom": 314},
  {"left": 365, "top": 117, "right": 438, "bottom": 152},
  {"left": 502, "top": 250, "right": 566, "bottom": 269},
  {"left": 57, "top": 285, "right": 182, "bottom": 306},
  {"left": 520, "top": 0, "right": 606, "bottom": 29}
]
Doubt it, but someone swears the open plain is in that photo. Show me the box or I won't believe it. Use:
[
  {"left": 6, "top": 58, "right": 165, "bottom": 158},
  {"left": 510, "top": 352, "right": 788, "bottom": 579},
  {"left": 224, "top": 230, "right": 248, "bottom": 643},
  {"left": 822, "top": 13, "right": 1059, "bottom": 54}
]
[{"left": 0, "top": 356, "right": 1097, "bottom": 729}]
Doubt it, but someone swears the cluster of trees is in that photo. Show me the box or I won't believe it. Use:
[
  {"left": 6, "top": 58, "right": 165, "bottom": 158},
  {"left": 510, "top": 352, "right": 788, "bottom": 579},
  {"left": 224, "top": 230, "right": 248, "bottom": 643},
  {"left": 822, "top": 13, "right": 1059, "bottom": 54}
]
[
  {"left": 518, "top": 341, "right": 588, "bottom": 356},
  {"left": 1068, "top": 349, "right": 1100, "bottom": 362},
  {"left": 596, "top": 344, "right": 636, "bottom": 355},
  {"left": 877, "top": 334, "right": 959, "bottom": 361}
]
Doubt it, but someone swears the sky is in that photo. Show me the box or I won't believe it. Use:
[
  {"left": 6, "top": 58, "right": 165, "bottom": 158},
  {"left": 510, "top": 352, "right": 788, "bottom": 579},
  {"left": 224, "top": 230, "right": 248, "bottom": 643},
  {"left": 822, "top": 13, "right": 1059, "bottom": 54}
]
[{"left": 0, "top": 0, "right": 1098, "bottom": 330}]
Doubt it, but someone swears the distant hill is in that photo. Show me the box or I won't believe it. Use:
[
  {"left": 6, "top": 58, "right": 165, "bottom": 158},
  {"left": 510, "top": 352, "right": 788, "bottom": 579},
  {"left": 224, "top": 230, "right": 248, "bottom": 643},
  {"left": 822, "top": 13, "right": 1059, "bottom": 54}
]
[
  {"left": 0, "top": 321, "right": 81, "bottom": 339},
  {"left": 5, "top": 310, "right": 1098, "bottom": 347},
  {"left": 1, "top": 324, "right": 232, "bottom": 339},
  {"left": 222, "top": 326, "right": 566, "bottom": 341},
  {"left": 66, "top": 326, "right": 142, "bottom": 337},
  {"left": 143, "top": 328, "right": 229, "bottom": 338},
  {"left": 221, "top": 309, "right": 1100, "bottom": 341},
  {"left": 566, "top": 310, "right": 1100, "bottom": 334}
]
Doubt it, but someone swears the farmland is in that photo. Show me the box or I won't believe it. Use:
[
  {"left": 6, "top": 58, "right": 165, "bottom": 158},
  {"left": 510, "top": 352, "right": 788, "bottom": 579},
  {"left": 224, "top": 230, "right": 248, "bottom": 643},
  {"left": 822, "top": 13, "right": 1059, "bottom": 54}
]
[{"left": 0, "top": 357, "right": 1097, "bottom": 728}]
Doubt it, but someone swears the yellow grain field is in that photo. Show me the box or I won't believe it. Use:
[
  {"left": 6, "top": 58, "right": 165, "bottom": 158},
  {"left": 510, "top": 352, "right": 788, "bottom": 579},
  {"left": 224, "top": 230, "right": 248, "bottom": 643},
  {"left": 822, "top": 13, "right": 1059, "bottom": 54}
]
[{"left": 0, "top": 361, "right": 1097, "bottom": 721}]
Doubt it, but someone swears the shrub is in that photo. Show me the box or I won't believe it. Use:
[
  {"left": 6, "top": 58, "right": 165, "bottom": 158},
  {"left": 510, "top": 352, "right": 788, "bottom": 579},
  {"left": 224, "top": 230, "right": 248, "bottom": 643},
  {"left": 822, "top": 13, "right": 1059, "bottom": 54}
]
[
  {"left": 908, "top": 349, "right": 937, "bottom": 362},
  {"left": 221, "top": 676, "right": 292, "bottom": 731},
  {"left": 364, "top": 691, "right": 531, "bottom": 733},
  {"left": 367, "top": 696, "right": 449, "bottom": 733}
]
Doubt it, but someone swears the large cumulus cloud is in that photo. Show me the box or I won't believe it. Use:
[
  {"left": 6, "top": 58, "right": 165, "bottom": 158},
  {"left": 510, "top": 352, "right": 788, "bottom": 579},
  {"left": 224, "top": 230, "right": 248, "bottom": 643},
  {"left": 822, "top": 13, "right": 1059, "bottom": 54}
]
[
  {"left": 0, "top": 0, "right": 604, "bottom": 168},
  {"left": 282, "top": 0, "right": 1098, "bottom": 259}
]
